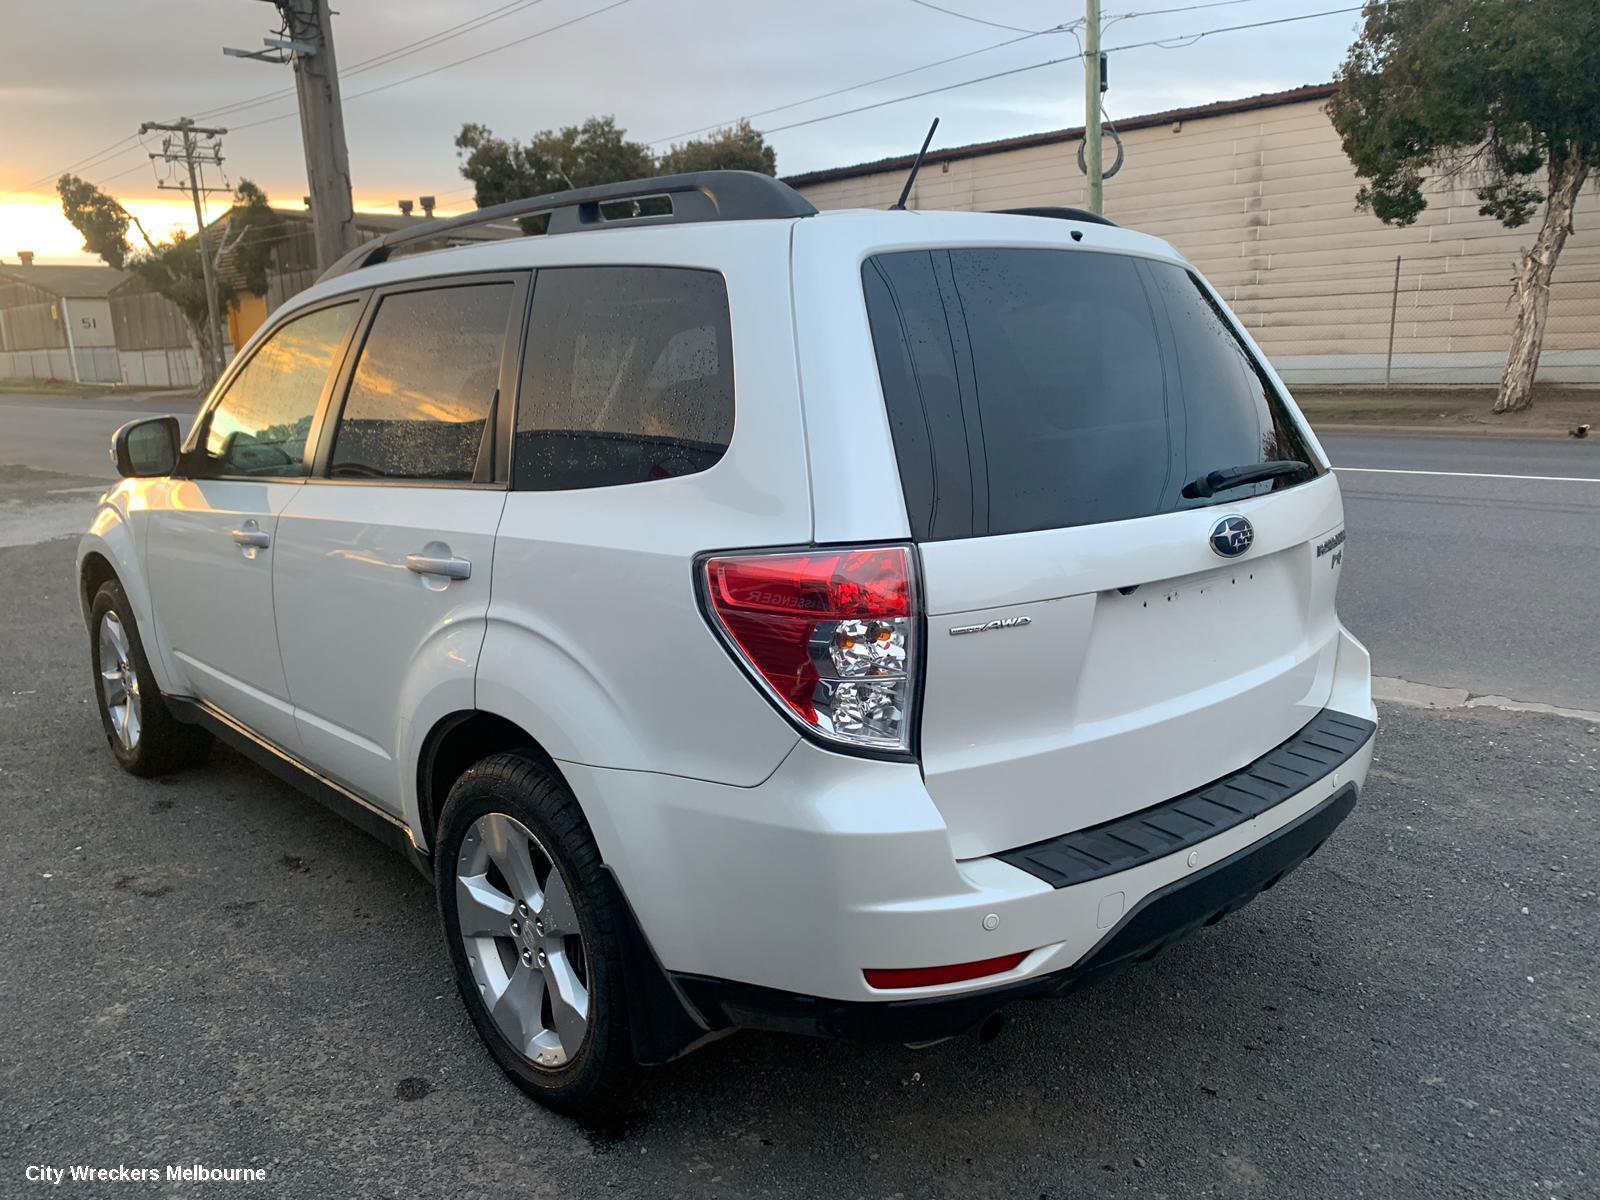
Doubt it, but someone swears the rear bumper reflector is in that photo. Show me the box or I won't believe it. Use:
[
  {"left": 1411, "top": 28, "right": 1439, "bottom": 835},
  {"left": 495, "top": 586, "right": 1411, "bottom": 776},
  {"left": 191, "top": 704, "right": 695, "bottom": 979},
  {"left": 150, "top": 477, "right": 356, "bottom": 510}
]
[
  {"left": 864, "top": 952, "right": 1027, "bottom": 990},
  {"left": 995, "top": 708, "right": 1375, "bottom": 890}
]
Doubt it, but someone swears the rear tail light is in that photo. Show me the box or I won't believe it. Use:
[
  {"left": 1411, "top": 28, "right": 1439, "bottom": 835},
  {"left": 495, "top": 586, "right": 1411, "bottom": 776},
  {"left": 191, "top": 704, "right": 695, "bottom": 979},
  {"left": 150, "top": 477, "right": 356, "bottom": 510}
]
[{"left": 701, "top": 545, "right": 918, "bottom": 754}]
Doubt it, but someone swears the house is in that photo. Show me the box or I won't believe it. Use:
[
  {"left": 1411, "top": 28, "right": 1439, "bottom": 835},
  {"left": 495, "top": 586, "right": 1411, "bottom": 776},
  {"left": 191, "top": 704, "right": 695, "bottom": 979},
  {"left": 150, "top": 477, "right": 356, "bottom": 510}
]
[
  {"left": 785, "top": 84, "right": 1600, "bottom": 387},
  {"left": 0, "top": 255, "right": 125, "bottom": 384}
]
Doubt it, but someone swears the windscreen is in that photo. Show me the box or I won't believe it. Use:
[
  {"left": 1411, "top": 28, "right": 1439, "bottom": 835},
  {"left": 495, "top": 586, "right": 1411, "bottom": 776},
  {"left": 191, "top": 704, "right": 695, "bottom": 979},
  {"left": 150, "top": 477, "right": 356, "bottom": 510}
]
[{"left": 862, "top": 247, "right": 1323, "bottom": 540}]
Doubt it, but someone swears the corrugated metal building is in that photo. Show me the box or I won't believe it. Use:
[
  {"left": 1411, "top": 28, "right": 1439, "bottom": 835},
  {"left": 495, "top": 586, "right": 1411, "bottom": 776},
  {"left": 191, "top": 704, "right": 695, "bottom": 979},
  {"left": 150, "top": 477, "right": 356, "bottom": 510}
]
[
  {"left": 109, "top": 276, "right": 214, "bottom": 390},
  {"left": 0, "top": 258, "right": 125, "bottom": 383},
  {"left": 785, "top": 84, "right": 1600, "bottom": 387}
]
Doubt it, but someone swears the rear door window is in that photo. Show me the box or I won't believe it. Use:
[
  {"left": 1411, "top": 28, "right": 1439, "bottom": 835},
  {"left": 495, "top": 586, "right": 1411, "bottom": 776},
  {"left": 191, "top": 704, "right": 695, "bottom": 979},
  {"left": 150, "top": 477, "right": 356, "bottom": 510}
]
[
  {"left": 863, "top": 248, "right": 1321, "bottom": 540},
  {"left": 328, "top": 282, "right": 514, "bottom": 482},
  {"left": 514, "top": 266, "right": 733, "bottom": 490}
]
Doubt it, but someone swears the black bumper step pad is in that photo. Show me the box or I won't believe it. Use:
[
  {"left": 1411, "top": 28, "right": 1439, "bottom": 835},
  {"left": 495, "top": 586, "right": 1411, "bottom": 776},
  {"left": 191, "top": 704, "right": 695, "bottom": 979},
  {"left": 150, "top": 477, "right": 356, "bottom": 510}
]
[{"left": 995, "top": 709, "right": 1376, "bottom": 889}]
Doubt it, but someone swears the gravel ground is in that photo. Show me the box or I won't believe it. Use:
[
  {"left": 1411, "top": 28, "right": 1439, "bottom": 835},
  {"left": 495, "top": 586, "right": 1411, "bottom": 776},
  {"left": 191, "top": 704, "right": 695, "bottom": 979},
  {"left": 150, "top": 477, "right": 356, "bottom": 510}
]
[{"left": 1, "top": 530, "right": 1596, "bottom": 1199}]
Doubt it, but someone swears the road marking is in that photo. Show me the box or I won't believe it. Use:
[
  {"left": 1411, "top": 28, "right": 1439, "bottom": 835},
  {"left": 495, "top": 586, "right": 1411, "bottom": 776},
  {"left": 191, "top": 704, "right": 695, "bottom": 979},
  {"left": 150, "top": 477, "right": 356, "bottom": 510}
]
[{"left": 1335, "top": 466, "right": 1600, "bottom": 483}]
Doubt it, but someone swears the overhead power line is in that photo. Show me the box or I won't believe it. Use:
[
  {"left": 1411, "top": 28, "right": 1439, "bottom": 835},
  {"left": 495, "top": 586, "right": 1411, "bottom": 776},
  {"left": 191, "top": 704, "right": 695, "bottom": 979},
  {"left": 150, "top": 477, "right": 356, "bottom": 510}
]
[
  {"left": 903, "top": 0, "right": 1056, "bottom": 35},
  {"left": 759, "top": 3, "right": 1385, "bottom": 136},
  {"left": 195, "top": 0, "right": 556, "bottom": 121},
  {"left": 91, "top": 158, "right": 159, "bottom": 190},
  {"left": 1106, "top": 0, "right": 1271, "bottom": 22},
  {"left": 7, "top": 3, "right": 561, "bottom": 194},
  {"left": 1, "top": 134, "right": 142, "bottom": 201},
  {"left": 228, "top": 0, "right": 636, "bottom": 132},
  {"left": 648, "top": 27, "right": 1063, "bottom": 147},
  {"left": 652, "top": 0, "right": 1302, "bottom": 150}
]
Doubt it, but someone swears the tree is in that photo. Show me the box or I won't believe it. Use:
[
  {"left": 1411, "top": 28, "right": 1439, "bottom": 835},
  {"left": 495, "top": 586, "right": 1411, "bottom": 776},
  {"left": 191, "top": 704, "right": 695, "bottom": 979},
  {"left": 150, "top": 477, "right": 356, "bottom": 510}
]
[
  {"left": 657, "top": 120, "right": 777, "bottom": 176},
  {"left": 1328, "top": 0, "right": 1600, "bottom": 413},
  {"left": 57, "top": 176, "right": 284, "bottom": 388},
  {"left": 57, "top": 175, "right": 133, "bottom": 269},
  {"left": 455, "top": 117, "right": 779, "bottom": 224},
  {"left": 455, "top": 116, "right": 655, "bottom": 209}
]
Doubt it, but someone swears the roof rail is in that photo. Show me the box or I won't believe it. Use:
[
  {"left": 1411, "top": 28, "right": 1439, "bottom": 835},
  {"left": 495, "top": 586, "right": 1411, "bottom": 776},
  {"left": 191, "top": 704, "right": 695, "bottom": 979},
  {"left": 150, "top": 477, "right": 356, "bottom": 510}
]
[
  {"left": 319, "top": 170, "right": 818, "bottom": 282},
  {"left": 992, "top": 206, "right": 1118, "bottom": 227}
]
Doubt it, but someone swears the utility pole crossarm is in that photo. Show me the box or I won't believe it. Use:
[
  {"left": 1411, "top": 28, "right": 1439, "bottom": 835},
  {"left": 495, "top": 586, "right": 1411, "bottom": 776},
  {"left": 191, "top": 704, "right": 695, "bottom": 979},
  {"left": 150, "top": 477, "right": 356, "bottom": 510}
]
[
  {"left": 140, "top": 119, "right": 228, "bottom": 137},
  {"left": 141, "top": 117, "right": 229, "bottom": 386}
]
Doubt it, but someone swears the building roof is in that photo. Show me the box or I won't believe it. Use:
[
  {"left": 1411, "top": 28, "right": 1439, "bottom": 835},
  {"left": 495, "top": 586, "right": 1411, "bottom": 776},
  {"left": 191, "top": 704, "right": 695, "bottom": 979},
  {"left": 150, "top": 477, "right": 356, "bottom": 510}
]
[
  {"left": 0, "top": 262, "right": 129, "bottom": 298},
  {"left": 781, "top": 82, "right": 1339, "bottom": 188},
  {"left": 209, "top": 206, "right": 496, "bottom": 236}
]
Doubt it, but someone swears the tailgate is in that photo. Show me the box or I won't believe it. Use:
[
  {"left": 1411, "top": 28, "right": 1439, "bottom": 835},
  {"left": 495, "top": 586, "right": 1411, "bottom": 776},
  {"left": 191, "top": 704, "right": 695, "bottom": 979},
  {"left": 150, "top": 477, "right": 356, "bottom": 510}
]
[{"left": 857, "top": 240, "right": 1346, "bottom": 859}]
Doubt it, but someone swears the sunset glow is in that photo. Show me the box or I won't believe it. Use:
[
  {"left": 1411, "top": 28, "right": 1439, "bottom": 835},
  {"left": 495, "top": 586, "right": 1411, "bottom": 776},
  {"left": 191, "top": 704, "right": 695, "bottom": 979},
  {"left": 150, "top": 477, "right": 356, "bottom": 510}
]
[{"left": 0, "top": 187, "right": 470, "bottom": 267}]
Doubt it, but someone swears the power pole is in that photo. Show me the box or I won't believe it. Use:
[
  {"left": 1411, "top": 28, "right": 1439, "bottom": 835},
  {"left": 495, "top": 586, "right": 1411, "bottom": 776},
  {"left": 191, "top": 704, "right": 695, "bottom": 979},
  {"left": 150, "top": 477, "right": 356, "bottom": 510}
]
[
  {"left": 1083, "top": 0, "right": 1104, "bottom": 216},
  {"left": 225, "top": 0, "right": 358, "bottom": 271},
  {"left": 141, "top": 118, "right": 230, "bottom": 385}
]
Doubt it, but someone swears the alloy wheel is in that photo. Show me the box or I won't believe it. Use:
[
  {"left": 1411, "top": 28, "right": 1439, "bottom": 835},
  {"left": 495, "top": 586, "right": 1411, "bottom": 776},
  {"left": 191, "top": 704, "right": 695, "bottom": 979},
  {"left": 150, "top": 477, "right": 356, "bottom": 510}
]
[
  {"left": 455, "top": 812, "right": 591, "bottom": 1068},
  {"left": 98, "top": 611, "right": 141, "bottom": 752}
]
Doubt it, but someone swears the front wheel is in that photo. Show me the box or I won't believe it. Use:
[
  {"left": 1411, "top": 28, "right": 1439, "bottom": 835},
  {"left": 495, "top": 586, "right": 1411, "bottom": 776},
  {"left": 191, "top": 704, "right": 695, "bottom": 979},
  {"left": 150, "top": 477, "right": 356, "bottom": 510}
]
[
  {"left": 436, "top": 752, "right": 649, "bottom": 1118},
  {"left": 89, "top": 579, "right": 211, "bottom": 777}
]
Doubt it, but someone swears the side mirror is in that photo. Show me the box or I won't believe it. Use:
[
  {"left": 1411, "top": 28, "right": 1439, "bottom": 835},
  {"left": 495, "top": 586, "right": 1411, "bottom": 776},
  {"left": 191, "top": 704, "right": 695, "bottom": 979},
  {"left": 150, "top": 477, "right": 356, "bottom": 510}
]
[{"left": 112, "top": 416, "right": 181, "bottom": 478}]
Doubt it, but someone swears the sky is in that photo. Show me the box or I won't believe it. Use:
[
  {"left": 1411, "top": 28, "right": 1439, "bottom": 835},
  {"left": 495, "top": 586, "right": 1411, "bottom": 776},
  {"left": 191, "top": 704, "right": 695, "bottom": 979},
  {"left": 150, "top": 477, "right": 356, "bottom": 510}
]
[{"left": 0, "top": 0, "right": 1368, "bottom": 265}]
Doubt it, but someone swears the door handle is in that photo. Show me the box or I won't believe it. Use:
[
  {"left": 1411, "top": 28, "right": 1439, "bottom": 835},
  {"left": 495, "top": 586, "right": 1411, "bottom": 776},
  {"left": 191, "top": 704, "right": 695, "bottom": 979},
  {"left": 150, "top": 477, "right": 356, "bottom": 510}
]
[
  {"left": 406, "top": 552, "right": 471, "bottom": 581},
  {"left": 230, "top": 526, "right": 271, "bottom": 549}
]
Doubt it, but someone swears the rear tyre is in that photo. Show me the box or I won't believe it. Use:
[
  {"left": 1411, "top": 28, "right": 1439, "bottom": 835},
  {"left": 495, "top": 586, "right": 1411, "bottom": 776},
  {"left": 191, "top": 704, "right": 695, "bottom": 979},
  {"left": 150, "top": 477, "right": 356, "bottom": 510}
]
[
  {"left": 436, "top": 751, "right": 649, "bottom": 1118},
  {"left": 89, "top": 579, "right": 212, "bottom": 777}
]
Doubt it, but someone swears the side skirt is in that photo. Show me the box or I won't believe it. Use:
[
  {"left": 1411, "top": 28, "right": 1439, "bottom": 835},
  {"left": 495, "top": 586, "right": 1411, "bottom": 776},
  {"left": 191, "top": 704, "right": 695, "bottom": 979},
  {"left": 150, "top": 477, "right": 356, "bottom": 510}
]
[{"left": 167, "top": 696, "right": 432, "bottom": 879}]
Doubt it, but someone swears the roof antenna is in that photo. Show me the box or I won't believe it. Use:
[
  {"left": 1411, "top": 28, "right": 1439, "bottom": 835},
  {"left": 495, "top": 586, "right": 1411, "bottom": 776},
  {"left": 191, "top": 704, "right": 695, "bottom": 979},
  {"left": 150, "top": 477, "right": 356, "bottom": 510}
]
[{"left": 890, "top": 117, "right": 940, "bottom": 211}]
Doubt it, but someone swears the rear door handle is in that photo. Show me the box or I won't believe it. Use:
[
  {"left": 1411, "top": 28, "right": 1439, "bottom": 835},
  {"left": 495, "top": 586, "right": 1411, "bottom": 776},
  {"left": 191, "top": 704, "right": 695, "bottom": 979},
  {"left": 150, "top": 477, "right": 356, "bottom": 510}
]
[
  {"left": 230, "top": 525, "right": 271, "bottom": 549},
  {"left": 406, "top": 553, "right": 471, "bottom": 581}
]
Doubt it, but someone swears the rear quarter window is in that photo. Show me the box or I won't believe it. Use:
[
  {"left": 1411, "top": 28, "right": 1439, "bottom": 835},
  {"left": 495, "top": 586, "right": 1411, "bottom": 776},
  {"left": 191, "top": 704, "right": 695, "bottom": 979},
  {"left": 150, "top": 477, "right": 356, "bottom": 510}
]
[
  {"left": 513, "top": 266, "right": 733, "bottom": 491},
  {"left": 863, "top": 247, "right": 1322, "bottom": 540}
]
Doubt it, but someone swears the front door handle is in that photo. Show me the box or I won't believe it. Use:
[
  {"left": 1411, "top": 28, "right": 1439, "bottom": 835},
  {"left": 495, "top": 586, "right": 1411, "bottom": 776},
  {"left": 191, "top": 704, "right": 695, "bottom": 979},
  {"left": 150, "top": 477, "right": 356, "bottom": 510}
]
[
  {"left": 406, "top": 552, "right": 471, "bottom": 581},
  {"left": 230, "top": 524, "right": 271, "bottom": 549}
]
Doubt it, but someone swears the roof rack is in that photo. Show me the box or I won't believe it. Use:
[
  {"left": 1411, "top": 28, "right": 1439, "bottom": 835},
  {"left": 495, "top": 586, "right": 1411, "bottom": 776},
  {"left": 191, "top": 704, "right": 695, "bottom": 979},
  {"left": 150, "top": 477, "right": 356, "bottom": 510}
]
[
  {"left": 319, "top": 170, "right": 818, "bottom": 282},
  {"left": 992, "top": 206, "right": 1118, "bottom": 227}
]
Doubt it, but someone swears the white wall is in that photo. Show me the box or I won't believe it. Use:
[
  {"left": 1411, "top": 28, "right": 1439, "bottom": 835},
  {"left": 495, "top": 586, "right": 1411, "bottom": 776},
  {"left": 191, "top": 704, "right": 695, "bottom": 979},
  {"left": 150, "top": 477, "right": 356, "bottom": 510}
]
[{"left": 792, "top": 97, "right": 1600, "bottom": 387}]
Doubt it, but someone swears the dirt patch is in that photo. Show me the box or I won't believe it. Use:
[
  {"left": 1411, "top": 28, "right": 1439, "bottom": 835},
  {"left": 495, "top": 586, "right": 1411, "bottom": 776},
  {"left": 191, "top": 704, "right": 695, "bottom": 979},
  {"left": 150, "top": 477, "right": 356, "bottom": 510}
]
[
  {"left": 1295, "top": 385, "right": 1599, "bottom": 435},
  {"left": 0, "top": 464, "right": 103, "bottom": 496}
]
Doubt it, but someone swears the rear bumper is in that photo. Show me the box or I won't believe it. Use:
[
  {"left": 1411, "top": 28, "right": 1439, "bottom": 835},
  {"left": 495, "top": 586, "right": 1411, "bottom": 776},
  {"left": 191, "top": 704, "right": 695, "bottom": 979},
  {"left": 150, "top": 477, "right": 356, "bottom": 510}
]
[
  {"left": 674, "top": 782, "right": 1358, "bottom": 1046},
  {"left": 563, "top": 629, "right": 1375, "bottom": 1060}
]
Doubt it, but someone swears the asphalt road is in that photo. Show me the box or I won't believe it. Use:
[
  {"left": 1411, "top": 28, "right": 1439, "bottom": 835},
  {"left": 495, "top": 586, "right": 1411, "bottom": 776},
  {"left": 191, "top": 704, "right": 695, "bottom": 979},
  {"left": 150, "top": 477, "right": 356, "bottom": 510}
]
[
  {"left": 0, "top": 392, "right": 199, "bottom": 479},
  {"left": 1, "top": 397, "right": 1597, "bottom": 1197},
  {"left": 1324, "top": 433, "right": 1600, "bottom": 711},
  {"left": 0, "top": 530, "right": 1595, "bottom": 1198}
]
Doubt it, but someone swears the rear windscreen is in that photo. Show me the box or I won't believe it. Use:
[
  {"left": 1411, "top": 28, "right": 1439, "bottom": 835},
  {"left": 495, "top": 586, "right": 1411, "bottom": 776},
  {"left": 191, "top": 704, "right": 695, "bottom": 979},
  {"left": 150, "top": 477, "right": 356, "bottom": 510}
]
[{"left": 862, "top": 248, "right": 1323, "bottom": 541}]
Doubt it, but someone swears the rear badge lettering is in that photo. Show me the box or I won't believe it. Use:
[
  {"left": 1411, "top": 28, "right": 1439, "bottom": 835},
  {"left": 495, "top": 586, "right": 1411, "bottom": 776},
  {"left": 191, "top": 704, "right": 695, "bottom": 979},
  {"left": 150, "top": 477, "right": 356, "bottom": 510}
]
[
  {"left": 1316, "top": 529, "right": 1346, "bottom": 557},
  {"left": 949, "top": 616, "right": 1032, "bottom": 636}
]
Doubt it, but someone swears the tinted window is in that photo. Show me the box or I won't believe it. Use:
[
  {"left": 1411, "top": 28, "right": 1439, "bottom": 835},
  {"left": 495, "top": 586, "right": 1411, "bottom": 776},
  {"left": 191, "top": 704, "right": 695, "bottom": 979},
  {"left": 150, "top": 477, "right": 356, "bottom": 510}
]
[
  {"left": 200, "top": 302, "right": 357, "bottom": 478},
  {"left": 864, "top": 249, "right": 1320, "bottom": 539},
  {"left": 329, "top": 283, "right": 512, "bottom": 481},
  {"left": 514, "top": 267, "right": 733, "bottom": 490}
]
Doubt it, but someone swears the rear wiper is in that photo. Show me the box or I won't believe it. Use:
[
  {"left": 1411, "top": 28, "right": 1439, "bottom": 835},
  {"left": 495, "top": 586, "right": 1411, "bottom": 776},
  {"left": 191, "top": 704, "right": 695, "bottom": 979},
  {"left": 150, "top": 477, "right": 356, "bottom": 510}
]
[{"left": 1181, "top": 459, "right": 1313, "bottom": 499}]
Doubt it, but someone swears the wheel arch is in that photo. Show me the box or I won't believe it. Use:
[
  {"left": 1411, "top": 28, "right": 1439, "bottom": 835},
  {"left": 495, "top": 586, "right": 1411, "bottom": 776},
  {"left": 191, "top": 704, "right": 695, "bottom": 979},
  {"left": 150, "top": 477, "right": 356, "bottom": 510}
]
[
  {"left": 417, "top": 706, "right": 711, "bottom": 1066},
  {"left": 416, "top": 709, "right": 567, "bottom": 853},
  {"left": 79, "top": 550, "right": 119, "bottom": 628},
  {"left": 77, "top": 502, "right": 182, "bottom": 697}
]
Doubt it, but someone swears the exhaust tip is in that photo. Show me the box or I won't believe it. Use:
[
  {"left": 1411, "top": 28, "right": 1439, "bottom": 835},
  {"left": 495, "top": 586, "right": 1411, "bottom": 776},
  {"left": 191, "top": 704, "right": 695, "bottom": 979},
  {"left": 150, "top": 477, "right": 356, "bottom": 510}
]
[{"left": 976, "top": 1012, "right": 1006, "bottom": 1044}]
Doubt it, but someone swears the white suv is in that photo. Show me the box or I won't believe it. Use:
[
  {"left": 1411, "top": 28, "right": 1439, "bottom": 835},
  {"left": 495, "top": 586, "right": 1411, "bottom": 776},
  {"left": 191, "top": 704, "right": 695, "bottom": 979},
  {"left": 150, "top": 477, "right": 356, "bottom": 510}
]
[{"left": 79, "top": 171, "right": 1375, "bottom": 1117}]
